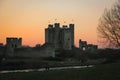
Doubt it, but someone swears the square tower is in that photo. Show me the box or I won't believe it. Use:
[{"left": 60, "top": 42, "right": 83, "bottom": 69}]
[{"left": 6, "top": 37, "right": 22, "bottom": 49}]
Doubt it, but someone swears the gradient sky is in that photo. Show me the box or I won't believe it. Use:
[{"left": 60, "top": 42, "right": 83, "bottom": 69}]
[{"left": 0, "top": 0, "right": 116, "bottom": 47}]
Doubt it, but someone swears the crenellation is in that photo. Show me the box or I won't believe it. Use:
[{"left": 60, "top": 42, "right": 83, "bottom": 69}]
[{"left": 48, "top": 24, "right": 53, "bottom": 28}]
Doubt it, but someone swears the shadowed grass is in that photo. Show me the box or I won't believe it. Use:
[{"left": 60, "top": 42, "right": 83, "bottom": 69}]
[{"left": 1, "top": 63, "right": 120, "bottom": 80}]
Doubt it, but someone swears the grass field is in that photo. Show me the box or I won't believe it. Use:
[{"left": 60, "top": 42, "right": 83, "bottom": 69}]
[{"left": 0, "top": 63, "right": 120, "bottom": 80}]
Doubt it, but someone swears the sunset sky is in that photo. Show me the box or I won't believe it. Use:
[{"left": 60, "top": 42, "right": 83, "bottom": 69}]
[{"left": 0, "top": 0, "right": 116, "bottom": 47}]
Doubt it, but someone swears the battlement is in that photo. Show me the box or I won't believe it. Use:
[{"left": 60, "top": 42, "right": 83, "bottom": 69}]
[
  {"left": 48, "top": 24, "right": 53, "bottom": 28},
  {"left": 54, "top": 23, "right": 60, "bottom": 28}
]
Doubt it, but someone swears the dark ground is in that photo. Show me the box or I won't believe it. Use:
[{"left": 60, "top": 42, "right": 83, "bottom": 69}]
[{"left": 0, "top": 63, "right": 120, "bottom": 80}]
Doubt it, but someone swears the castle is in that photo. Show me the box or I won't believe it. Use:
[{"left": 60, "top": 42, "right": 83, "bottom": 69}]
[
  {"left": 0, "top": 22, "right": 98, "bottom": 58},
  {"left": 45, "top": 23, "right": 74, "bottom": 50}
]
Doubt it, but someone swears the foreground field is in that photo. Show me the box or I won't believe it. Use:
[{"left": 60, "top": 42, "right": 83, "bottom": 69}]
[{"left": 0, "top": 63, "right": 120, "bottom": 80}]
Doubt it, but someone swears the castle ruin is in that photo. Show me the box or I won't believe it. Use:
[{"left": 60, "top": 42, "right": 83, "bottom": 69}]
[{"left": 79, "top": 39, "right": 98, "bottom": 52}]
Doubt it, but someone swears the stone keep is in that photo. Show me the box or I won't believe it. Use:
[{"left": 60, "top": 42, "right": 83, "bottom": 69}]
[{"left": 45, "top": 23, "right": 74, "bottom": 50}]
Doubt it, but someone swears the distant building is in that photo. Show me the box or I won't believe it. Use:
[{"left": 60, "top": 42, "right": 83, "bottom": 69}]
[
  {"left": 6, "top": 37, "right": 22, "bottom": 49},
  {"left": 79, "top": 39, "right": 98, "bottom": 52},
  {"left": 45, "top": 23, "right": 74, "bottom": 50}
]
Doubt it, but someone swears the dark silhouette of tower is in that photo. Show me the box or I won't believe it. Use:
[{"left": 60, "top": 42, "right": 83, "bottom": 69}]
[
  {"left": 45, "top": 23, "right": 74, "bottom": 50},
  {"left": 69, "top": 24, "right": 74, "bottom": 47}
]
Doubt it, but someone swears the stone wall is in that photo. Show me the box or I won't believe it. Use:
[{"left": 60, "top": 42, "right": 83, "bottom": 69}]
[{"left": 14, "top": 44, "right": 55, "bottom": 58}]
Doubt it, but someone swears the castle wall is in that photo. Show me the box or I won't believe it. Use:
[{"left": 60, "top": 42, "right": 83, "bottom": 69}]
[
  {"left": 14, "top": 44, "right": 55, "bottom": 58},
  {"left": 14, "top": 49, "right": 54, "bottom": 58},
  {"left": 0, "top": 46, "right": 5, "bottom": 56}
]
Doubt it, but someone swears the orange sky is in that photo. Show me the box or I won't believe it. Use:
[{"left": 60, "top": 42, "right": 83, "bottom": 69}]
[{"left": 0, "top": 0, "right": 116, "bottom": 47}]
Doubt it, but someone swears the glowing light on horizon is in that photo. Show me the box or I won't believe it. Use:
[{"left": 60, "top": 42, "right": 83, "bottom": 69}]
[{"left": 0, "top": 0, "right": 116, "bottom": 47}]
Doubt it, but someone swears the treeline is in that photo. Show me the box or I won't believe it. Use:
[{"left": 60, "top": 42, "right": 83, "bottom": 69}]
[{"left": 56, "top": 48, "right": 120, "bottom": 64}]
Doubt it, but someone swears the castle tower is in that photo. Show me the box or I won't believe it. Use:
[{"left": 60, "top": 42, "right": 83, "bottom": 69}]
[
  {"left": 6, "top": 37, "right": 22, "bottom": 57},
  {"left": 45, "top": 24, "right": 54, "bottom": 44},
  {"left": 62, "top": 26, "right": 72, "bottom": 50},
  {"left": 54, "top": 23, "right": 60, "bottom": 49},
  {"left": 69, "top": 24, "right": 74, "bottom": 47},
  {"left": 6, "top": 37, "right": 22, "bottom": 49}
]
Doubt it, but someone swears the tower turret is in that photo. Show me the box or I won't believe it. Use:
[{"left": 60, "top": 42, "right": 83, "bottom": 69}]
[
  {"left": 54, "top": 23, "right": 60, "bottom": 28},
  {"left": 54, "top": 23, "right": 60, "bottom": 49},
  {"left": 69, "top": 24, "right": 74, "bottom": 47}
]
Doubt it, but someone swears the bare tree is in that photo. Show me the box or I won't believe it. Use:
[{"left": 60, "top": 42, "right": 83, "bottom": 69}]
[{"left": 97, "top": 0, "right": 120, "bottom": 48}]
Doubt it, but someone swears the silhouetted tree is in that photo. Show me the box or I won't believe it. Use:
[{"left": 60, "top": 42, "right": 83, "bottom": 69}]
[{"left": 97, "top": 0, "right": 120, "bottom": 48}]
